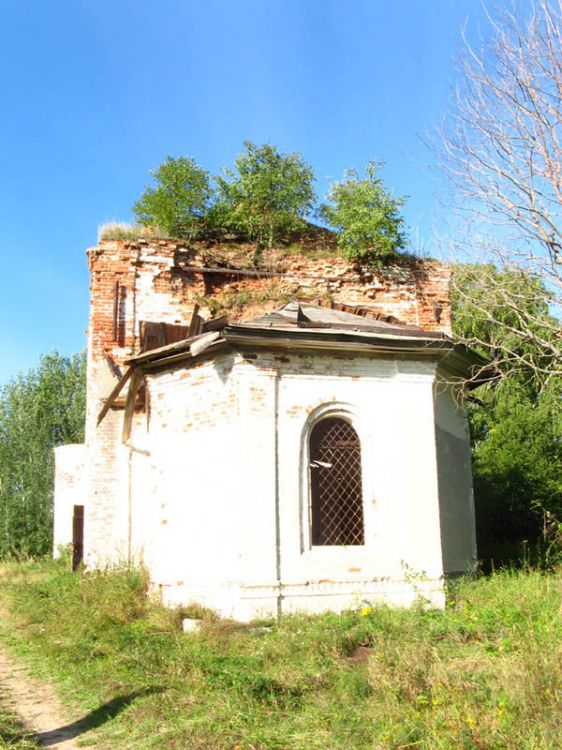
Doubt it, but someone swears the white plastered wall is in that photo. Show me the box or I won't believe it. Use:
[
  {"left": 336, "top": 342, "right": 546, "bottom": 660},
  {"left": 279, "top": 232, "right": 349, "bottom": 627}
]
[
  {"left": 433, "top": 377, "right": 477, "bottom": 573},
  {"left": 131, "top": 355, "right": 245, "bottom": 612},
  {"left": 127, "top": 349, "right": 473, "bottom": 620},
  {"left": 238, "top": 351, "right": 446, "bottom": 618},
  {"left": 53, "top": 444, "right": 87, "bottom": 556}
]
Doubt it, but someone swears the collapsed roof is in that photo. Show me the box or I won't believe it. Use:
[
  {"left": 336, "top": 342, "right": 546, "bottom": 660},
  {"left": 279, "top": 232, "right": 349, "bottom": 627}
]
[
  {"left": 97, "top": 300, "right": 488, "bottom": 434},
  {"left": 126, "top": 300, "right": 485, "bottom": 377}
]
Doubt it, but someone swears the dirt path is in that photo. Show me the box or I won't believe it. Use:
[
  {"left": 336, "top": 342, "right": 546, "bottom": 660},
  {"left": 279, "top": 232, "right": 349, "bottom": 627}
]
[{"left": 0, "top": 645, "right": 95, "bottom": 749}]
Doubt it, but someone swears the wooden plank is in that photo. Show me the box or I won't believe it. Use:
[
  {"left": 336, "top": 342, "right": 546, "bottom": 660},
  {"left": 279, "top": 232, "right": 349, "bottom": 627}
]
[
  {"left": 189, "top": 330, "right": 221, "bottom": 357},
  {"left": 132, "top": 339, "right": 226, "bottom": 370},
  {"left": 188, "top": 303, "right": 202, "bottom": 337},
  {"left": 96, "top": 366, "right": 133, "bottom": 426},
  {"left": 164, "top": 323, "right": 188, "bottom": 343},
  {"left": 122, "top": 369, "right": 143, "bottom": 443},
  {"left": 127, "top": 339, "right": 191, "bottom": 365},
  {"left": 140, "top": 320, "right": 194, "bottom": 352},
  {"left": 140, "top": 321, "right": 162, "bottom": 351},
  {"left": 202, "top": 315, "right": 228, "bottom": 332},
  {"left": 126, "top": 313, "right": 229, "bottom": 366},
  {"left": 112, "top": 281, "right": 119, "bottom": 341}
]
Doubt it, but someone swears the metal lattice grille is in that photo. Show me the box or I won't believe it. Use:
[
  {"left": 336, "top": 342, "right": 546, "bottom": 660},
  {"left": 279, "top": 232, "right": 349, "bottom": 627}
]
[{"left": 310, "top": 418, "right": 365, "bottom": 546}]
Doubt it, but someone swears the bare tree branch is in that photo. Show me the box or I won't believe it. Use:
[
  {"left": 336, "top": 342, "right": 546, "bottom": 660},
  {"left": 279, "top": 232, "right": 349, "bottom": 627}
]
[{"left": 433, "top": 0, "right": 562, "bottom": 383}]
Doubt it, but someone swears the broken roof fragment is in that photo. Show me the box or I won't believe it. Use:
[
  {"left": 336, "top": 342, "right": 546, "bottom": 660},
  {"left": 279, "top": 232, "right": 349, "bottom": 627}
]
[
  {"left": 239, "top": 300, "right": 447, "bottom": 338},
  {"left": 121, "top": 300, "right": 487, "bottom": 383}
]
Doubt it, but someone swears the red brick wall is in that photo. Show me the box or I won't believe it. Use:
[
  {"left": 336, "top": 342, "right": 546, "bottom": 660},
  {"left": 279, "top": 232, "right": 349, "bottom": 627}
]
[{"left": 87, "top": 239, "right": 451, "bottom": 376}]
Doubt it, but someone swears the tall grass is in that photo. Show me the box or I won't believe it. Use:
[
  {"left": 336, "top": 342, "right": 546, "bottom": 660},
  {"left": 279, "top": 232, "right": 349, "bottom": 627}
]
[
  {"left": 0, "top": 560, "right": 560, "bottom": 749},
  {"left": 0, "top": 699, "right": 38, "bottom": 749}
]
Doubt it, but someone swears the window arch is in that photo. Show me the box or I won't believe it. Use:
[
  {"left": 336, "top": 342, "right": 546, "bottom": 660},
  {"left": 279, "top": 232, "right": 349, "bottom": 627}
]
[{"left": 309, "top": 417, "right": 365, "bottom": 546}]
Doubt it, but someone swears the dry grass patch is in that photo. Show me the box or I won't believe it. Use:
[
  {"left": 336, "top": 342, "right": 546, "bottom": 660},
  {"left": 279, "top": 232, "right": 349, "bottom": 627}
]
[{"left": 97, "top": 222, "right": 165, "bottom": 241}]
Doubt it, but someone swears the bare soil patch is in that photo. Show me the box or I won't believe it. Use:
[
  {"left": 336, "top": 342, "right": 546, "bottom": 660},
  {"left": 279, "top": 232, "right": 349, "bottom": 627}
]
[{"left": 0, "top": 645, "right": 95, "bottom": 749}]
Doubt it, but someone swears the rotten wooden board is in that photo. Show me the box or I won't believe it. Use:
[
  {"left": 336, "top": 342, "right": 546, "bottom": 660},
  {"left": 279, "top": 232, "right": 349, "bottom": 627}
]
[{"left": 96, "top": 366, "right": 133, "bottom": 426}]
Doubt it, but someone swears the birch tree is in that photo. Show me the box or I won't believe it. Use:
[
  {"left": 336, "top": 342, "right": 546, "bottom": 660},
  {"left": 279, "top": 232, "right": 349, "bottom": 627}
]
[{"left": 0, "top": 353, "right": 85, "bottom": 557}]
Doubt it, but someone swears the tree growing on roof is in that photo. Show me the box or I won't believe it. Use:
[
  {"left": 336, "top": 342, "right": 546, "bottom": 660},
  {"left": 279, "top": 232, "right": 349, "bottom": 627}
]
[
  {"left": 320, "top": 161, "right": 407, "bottom": 265},
  {"left": 215, "top": 141, "right": 316, "bottom": 252},
  {"left": 133, "top": 156, "right": 213, "bottom": 241}
]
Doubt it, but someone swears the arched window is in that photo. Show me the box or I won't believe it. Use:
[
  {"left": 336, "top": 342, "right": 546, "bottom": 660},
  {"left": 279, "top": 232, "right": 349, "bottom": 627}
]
[{"left": 309, "top": 417, "right": 365, "bottom": 546}]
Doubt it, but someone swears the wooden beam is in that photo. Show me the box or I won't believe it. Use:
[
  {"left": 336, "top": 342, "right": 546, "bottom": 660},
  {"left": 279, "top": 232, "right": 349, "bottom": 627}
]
[
  {"left": 126, "top": 338, "right": 193, "bottom": 365},
  {"left": 96, "top": 366, "right": 133, "bottom": 426},
  {"left": 173, "top": 264, "right": 384, "bottom": 285},
  {"left": 112, "top": 281, "right": 120, "bottom": 341},
  {"left": 122, "top": 369, "right": 143, "bottom": 444},
  {"left": 188, "top": 303, "right": 202, "bottom": 337},
  {"left": 202, "top": 315, "right": 228, "bottom": 332}
]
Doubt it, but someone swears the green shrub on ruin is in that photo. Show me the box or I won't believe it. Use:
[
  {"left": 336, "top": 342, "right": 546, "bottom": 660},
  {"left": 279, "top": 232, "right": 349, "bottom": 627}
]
[
  {"left": 133, "top": 156, "right": 213, "bottom": 241},
  {"left": 321, "top": 161, "right": 407, "bottom": 264},
  {"left": 216, "top": 141, "right": 316, "bottom": 250}
]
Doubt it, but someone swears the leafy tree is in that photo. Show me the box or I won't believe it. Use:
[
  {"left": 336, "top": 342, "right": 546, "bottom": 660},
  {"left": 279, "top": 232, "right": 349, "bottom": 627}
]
[
  {"left": 133, "top": 156, "right": 212, "bottom": 241},
  {"left": 452, "top": 263, "right": 557, "bottom": 387},
  {"left": 468, "top": 377, "right": 561, "bottom": 563},
  {"left": 320, "top": 161, "right": 406, "bottom": 264},
  {"left": 0, "top": 352, "right": 86, "bottom": 557},
  {"left": 452, "top": 264, "right": 561, "bottom": 563},
  {"left": 216, "top": 141, "right": 315, "bottom": 250}
]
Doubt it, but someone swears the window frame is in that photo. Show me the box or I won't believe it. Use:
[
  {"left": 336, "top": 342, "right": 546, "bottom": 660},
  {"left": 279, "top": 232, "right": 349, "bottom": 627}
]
[{"left": 299, "top": 404, "right": 368, "bottom": 552}]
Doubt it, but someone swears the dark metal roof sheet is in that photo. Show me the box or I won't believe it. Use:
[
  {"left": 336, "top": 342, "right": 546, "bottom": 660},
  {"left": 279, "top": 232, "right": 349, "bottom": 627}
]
[
  {"left": 124, "top": 300, "right": 489, "bottom": 387},
  {"left": 237, "top": 301, "right": 447, "bottom": 340},
  {"left": 127, "top": 299, "right": 452, "bottom": 366}
]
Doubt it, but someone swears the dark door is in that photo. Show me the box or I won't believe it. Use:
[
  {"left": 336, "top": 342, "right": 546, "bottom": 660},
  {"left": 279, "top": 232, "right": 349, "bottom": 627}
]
[{"left": 72, "top": 505, "right": 84, "bottom": 570}]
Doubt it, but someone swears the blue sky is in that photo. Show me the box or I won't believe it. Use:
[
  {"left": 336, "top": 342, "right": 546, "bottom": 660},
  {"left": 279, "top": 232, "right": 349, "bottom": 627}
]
[{"left": 0, "top": 0, "right": 506, "bottom": 384}]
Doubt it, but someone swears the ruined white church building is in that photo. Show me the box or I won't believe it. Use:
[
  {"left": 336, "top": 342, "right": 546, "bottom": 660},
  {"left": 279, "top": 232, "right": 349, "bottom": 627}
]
[{"left": 54, "top": 238, "right": 482, "bottom": 620}]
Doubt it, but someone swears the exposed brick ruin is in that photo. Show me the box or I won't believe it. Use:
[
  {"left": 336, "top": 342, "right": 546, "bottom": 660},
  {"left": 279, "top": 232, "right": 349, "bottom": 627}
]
[
  {"left": 80, "top": 238, "right": 455, "bottom": 566},
  {"left": 87, "top": 238, "right": 452, "bottom": 379}
]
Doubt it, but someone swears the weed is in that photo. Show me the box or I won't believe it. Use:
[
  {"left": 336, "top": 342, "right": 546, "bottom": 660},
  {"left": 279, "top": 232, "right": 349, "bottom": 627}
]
[
  {"left": 97, "top": 222, "right": 165, "bottom": 242},
  {"left": 0, "top": 698, "right": 38, "bottom": 749},
  {"left": 195, "top": 279, "right": 298, "bottom": 317},
  {"left": 0, "top": 562, "right": 561, "bottom": 749}
]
